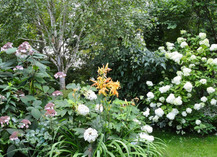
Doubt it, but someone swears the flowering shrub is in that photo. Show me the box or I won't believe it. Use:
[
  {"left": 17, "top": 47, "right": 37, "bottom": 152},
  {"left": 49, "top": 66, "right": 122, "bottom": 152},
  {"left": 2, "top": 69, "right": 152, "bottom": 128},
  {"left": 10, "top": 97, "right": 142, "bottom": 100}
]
[{"left": 145, "top": 31, "right": 217, "bottom": 134}]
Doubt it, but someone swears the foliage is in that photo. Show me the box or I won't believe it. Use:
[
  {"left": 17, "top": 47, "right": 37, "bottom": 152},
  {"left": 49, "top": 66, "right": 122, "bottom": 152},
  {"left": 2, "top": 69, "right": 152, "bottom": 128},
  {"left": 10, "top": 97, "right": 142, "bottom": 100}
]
[{"left": 144, "top": 31, "right": 217, "bottom": 135}]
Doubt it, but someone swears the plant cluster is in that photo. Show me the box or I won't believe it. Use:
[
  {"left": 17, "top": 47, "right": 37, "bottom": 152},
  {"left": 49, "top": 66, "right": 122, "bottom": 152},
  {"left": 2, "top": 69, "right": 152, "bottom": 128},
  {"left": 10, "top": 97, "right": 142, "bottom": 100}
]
[{"left": 144, "top": 31, "right": 217, "bottom": 134}]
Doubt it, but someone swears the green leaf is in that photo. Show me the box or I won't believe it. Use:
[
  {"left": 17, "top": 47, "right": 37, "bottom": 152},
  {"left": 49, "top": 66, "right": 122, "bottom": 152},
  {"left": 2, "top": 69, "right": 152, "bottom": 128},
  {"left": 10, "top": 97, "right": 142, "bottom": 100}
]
[
  {"left": 20, "top": 95, "right": 36, "bottom": 104},
  {"left": 31, "top": 108, "right": 41, "bottom": 120},
  {"left": 43, "top": 86, "right": 49, "bottom": 93},
  {"left": 5, "top": 48, "right": 17, "bottom": 54},
  {"left": 7, "top": 145, "right": 16, "bottom": 157}
]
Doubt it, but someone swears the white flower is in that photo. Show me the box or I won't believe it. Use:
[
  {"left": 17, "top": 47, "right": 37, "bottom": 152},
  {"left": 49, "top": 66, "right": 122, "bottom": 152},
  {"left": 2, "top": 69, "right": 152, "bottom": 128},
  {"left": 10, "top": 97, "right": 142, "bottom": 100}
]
[
  {"left": 207, "top": 58, "right": 214, "bottom": 64},
  {"left": 180, "top": 42, "right": 188, "bottom": 48},
  {"left": 187, "top": 93, "right": 192, "bottom": 98},
  {"left": 159, "top": 85, "right": 171, "bottom": 93},
  {"left": 195, "top": 120, "right": 201, "bottom": 125},
  {"left": 166, "top": 112, "right": 176, "bottom": 120},
  {"left": 177, "top": 37, "right": 186, "bottom": 44},
  {"left": 77, "top": 104, "right": 90, "bottom": 116},
  {"left": 141, "top": 125, "right": 153, "bottom": 133},
  {"left": 133, "top": 119, "right": 141, "bottom": 125},
  {"left": 157, "top": 102, "right": 162, "bottom": 107},
  {"left": 181, "top": 119, "right": 186, "bottom": 124},
  {"left": 166, "top": 94, "right": 176, "bottom": 104},
  {"left": 171, "top": 108, "right": 179, "bottom": 115},
  {"left": 181, "top": 30, "right": 187, "bottom": 34},
  {"left": 172, "top": 76, "right": 182, "bottom": 85},
  {"left": 199, "top": 79, "right": 207, "bottom": 84},
  {"left": 139, "top": 133, "right": 154, "bottom": 142},
  {"left": 211, "top": 99, "right": 217, "bottom": 105},
  {"left": 147, "top": 92, "right": 154, "bottom": 99},
  {"left": 189, "top": 64, "right": 195, "bottom": 68},
  {"left": 202, "top": 57, "right": 207, "bottom": 62},
  {"left": 190, "top": 55, "right": 196, "bottom": 60},
  {"left": 199, "top": 33, "right": 206, "bottom": 39},
  {"left": 210, "top": 44, "right": 217, "bottom": 51},
  {"left": 182, "top": 67, "right": 191, "bottom": 76},
  {"left": 168, "top": 121, "right": 173, "bottom": 126},
  {"left": 186, "top": 108, "right": 192, "bottom": 113},
  {"left": 153, "top": 115, "right": 159, "bottom": 122},
  {"left": 166, "top": 42, "right": 174, "bottom": 50},
  {"left": 197, "top": 47, "right": 203, "bottom": 53},
  {"left": 213, "top": 58, "right": 217, "bottom": 65},
  {"left": 143, "top": 108, "right": 150, "bottom": 117},
  {"left": 194, "top": 103, "right": 202, "bottom": 110},
  {"left": 155, "top": 108, "right": 164, "bottom": 117},
  {"left": 159, "top": 97, "right": 165, "bottom": 102},
  {"left": 146, "top": 81, "right": 153, "bottom": 86},
  {"left": 158, "top": 46, "right": 166, "bottom": 53},
  {"left": 184, "top": 82, "right": 193, "bottom": 92},
  {"left": 149, "top": 116, "right": 153, "bottom": 121},
  {"left": 201, "top": 96, "right": 207, "bottom": 102},
  {"left": 207, "top": 87, "right": 215, "bottom": 94},
  {"left": 199, "top": 38, "right": 210, "bottom": 47},
  {"left": 95, "top": 104, "right": 103, "bottom": 113},
  {"left": 176, "top": 71, "right": 183, "bottom": 76},
  {"left": 84, "top": 128, "right": 98, "bottom": 143},
  {"left": 170, "top": 51, "right": 183, "bottom": 63},
  {"left": 173, "top": 96, "right": 182, "bottom": 105},
  {"left": 182, "top": 111, "right": 187, "bottom": 117},
  {"left": 85, "top": 90, "right": 97, "bottom": 100},
  {"left": 150, "top": 103, "right": 157, "bottom": 108},
  {"left": 177, "top": 125, "right": 182, "bottom": 130}
]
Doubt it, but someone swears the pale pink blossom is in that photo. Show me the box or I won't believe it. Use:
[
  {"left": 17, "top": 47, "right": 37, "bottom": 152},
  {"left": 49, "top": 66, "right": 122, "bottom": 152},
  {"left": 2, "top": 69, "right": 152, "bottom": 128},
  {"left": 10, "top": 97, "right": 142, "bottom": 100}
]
[
  {"left": 10, "top": 131, "right": 19, "bottom": 141},
  {"left": 1, "top": 42, "right": 13, "bottom": 51},
  {"left": 13, "top": 65, "right": 24, "bottom": 71},
  {"left": 44, "top": 102, "right": 55, "bottom": 110},
  {"left": 19, "top": 119, "right": 31, "bottom": 129},
  {"left": 52, "top": 91, "right": 63, "bottom": 96},
  {"left": 0, "top": 116, "right": 10, "bottom": 127},
  {"left": 54, "top": 72, "right": 66, "bottom": 79},
  {"left": 45, "top": 109, "right": 57, "bottom": 117}
]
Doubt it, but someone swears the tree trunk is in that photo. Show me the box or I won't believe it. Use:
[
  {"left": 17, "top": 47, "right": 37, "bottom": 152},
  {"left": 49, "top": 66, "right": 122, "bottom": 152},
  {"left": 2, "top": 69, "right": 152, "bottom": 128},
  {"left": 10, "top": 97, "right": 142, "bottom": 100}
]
[{"left": 59, "top": 77, "right": 66, "bottom": 90}]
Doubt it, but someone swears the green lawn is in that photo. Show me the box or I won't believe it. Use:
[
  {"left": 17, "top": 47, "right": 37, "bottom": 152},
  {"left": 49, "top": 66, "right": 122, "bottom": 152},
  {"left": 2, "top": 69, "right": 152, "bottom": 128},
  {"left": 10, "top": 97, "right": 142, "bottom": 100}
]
[{"left": 154, "top": 130, "right": 217, "bottom": 157}]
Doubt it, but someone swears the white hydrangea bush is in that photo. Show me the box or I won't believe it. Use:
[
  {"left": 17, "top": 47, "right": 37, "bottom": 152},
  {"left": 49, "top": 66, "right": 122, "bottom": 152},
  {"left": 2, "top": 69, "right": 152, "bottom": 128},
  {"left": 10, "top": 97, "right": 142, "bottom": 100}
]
[{"left": 145, "top": 31, "right": 217, "bottom": 134}]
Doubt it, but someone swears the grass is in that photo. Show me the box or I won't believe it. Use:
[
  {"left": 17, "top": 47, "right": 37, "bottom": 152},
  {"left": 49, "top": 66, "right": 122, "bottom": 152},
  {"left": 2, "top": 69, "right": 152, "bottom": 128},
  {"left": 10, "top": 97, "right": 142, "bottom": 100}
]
[{"left": 153, "top": 129, "right": 217, "bottom": 157}]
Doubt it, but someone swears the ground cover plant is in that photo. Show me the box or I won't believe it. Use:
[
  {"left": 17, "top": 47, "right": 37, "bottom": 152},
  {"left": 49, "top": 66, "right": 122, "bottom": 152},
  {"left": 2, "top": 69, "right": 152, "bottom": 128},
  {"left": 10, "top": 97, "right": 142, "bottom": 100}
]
[{"left": 144, "top": 31, "right": 217, "bottom": 135}]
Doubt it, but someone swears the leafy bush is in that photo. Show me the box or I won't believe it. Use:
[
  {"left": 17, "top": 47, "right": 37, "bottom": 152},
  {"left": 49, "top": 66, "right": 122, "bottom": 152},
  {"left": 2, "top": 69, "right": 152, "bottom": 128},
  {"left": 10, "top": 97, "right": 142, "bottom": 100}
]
[{"left": 144, "top": 31, "right": 217, "bottom": 135}]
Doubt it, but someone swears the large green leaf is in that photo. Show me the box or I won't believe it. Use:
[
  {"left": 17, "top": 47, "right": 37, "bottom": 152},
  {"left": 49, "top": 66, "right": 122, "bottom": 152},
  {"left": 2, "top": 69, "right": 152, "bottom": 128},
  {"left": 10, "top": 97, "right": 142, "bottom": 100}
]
[
  {"left": 31, "top": 108, "right": 41, "bottom": 120},
  {"left": 7, "top": 144, "right": 16, "bottom": 157},
  {"left": 5, "top": 48, "right": 17, "bottom": 54}
]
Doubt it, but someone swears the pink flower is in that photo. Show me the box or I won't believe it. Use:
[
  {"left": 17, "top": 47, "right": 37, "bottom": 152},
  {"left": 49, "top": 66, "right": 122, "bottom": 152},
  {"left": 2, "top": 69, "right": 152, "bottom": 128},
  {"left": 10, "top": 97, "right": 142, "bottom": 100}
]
[
  {"left": 45, "top": 109, "right": 57, "bottom": 117},
  {"left": 0, "top": 95, "right": 6, "bottom": 101},
  {"left": 0, "top": 116, "right": 10, "bottom": 127},
  {"left": 19, "top": 119, "right": 31, "bottom": 129},
  {"left": 13, "top": 65, "right": 24, "bottom": 71},
  {"left": 1, "top": 42, "right": 13, "bottom": 51},
  {"left": 52, "top": 91, "right": 63, "bottom": 96},
  {"left": 54, "top": 72, "right": 66, "bottom": 79},
  {"left": 44, "top": 102, "right": 55, "bottom": 110},
  {"left": 10, "top": 131, "right": 19, "bottom": 141},
  {"left": 15, "top": 41, "right": 34, "bottom": 58}
]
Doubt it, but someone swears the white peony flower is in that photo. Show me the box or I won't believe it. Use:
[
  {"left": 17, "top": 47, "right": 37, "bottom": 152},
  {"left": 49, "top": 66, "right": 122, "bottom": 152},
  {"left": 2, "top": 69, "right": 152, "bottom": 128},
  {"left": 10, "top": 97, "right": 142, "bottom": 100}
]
[
  {"left": 139, "top": 132, "right": 154, "bottom": 142},
  {"left": 195, "top": 120, "right": 201, "bottom": 125},
  {"left": 182, "top": 111, "right": 187, "bottom": 117},
  {"left": 207, "top": 87, "right": 215, "bottom": 94},
  {"left": 190, "top": 55, "right": 197, "bottom": 60},
  {"left": 166, "top": 94, "right": 176, "bottom": 104},
  {"left": 173, "top": 96, "right": 182, "bottom": 105},
  {"left": 199, "top": 33, "right": 206, "bottom": 39},
  {"left": 176, "top": 71, "right": 183, "bottom": 76},
  {"left": 197, "top": 47, "right": 203, "bottom": 53},
  {"left": 159, "top": 97, "right": 165, "bottom": 102},
  {"left": 213, "top": 58, "right": 217, "bottom": 65},
  {"left": 95, "top": 104, "right": 103, "bottom": 113},
  {"left": 207, "top": 58, "right": 214, "bottom": 64},
  {"left": 199, "top": 79, "right": 207, "bottom": 84},
  {"left": 133, "top": 119, "right": 141, "bottom": 125},
  {"left": 182, "top": 67, "right": 191, "bottom": 76},
  {"left": 159, "top": 85, "right": 171, "bottom": 93},
  {"left": 84, "top": 128, "right": 98, "bottom": 143},
  {"left": 170, "top": 51, "right": 183, "bottom": 63},
  {"left": 210, "top": 44, "right": 217, "bottom": 51},
  {"left": 186, "top": 108, "right": 192, "bottom": 113},
  {"left": 200, "top": 96, "right": 207, "bottom": 102},
  {"left": 77, "top": 104, "right": 90, "bottom": 116},
  {"left": 150, "top": 103, "right": 157, "bottom": 108},
  {"left": 141, "top": 125, "right": 153, "bottom": 133},
  {"left": 147, "top": 92, "right": 154, "bottom": 99},
  {"left": 155, "top": 108, "right": 164, "bottom": 117},
  {"left": 172, "top": 76, "right": 182, "bottom": 85},
  {"left": 146, "top": 81, "right": 153, "bottom": 86},
  {"left": 166, "top": 42, "right": 174, "bottom": 50},
  {"left": 194, "top": 103, "right": 202, "bottom": 110},
  {"left": 143, "top": 108, "right": 150, "bottom": 117},
  {"left": 211, "top": 99, "right": 217, "bottom": 105},
  {"left": 201, "top": 57, "right": 207, "bottom": 62},
  {"left": 166, "top": 112, "right": 176, "bottom": 120},
  {"left": 184, "top": 82, "right": 193, "bottom": 92},
  {"left": 180, "top": 42, "right": 188, "bottom": 48},
  {"left": 153, "top": 115, "right": 159, "bottom": 122},
  {"left": 85, "top": 90, "right": 97, "bottom": 100},
  {"left": 199, "top": 38, "right": 210, "bottom": 47},
  {"left": 171, "top": 108, "right": 179, "bottom": 115}
]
